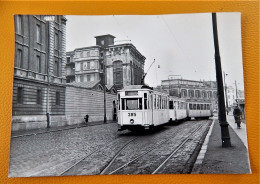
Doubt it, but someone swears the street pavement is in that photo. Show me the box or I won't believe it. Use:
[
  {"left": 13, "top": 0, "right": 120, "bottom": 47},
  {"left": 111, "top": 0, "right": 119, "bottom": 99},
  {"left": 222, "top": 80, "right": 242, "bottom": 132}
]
[
  {"left": 194, "top": 114, "right": 251, "bottom": 174},
  {"left": 9, "top": 120, "right": 210, "bottom": 177},
  {"left": 9, "top": 116, "right": 251, "bottom": 176}
]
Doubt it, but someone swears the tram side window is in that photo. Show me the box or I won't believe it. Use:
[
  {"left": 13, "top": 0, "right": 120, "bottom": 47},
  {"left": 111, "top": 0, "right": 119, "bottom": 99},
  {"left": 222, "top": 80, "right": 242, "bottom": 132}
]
[
  {"left": 169, "top": 101, "right": 173, "bottom": 109},
  {"left": 139, "top": 98, "right": 142, "bottom": 110},
  {"left": 197, "top": 104, "right": 200, "bottom": 110},
  {"left": 200, "top": 104, "right": 203, "bottom": 110},
  {"left": 144, "top": 93, "right": 147, "bottom": 109},
  {"left": 162, "top": 97, "right": 165, "bottom": 109},
  {"left": 154, "top": 95, "right": 157, "bottom": 109},
  {"left": 118, "top": 94, "right": 120, "bottom": 110},
  {"left": 158, "top": 95, "right": 161, "bottom": 109},
  {"left": 189, "top": 104, "right": 193, "bottom": 110},
  {"left": 207, "top": 104, "right": 210, "bottom": 110},
  {"left": 193, "top": 104, "right": 196, "bottom": 110},
  {"left": 122, "top": 98, "right": 125, "bottom": 110}
]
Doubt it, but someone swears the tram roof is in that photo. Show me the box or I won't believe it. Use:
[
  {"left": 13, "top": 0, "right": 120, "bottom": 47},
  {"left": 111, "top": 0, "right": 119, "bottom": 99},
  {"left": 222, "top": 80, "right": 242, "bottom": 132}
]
[{"left": 121, "top": 85, "right": 153, "bottom": 90}]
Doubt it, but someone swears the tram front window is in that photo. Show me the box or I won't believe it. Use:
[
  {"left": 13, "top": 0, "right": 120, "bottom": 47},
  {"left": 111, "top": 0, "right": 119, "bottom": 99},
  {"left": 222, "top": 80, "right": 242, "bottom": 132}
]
[{"left": 122, "top": 98, "right": 142, "bottom": 110}]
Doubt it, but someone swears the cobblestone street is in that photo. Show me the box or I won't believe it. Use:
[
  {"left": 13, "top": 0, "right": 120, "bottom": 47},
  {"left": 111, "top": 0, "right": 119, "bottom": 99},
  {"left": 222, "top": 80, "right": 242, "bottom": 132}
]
[{"left": 9, "top": 120, "right": 212, "bottom": 177}]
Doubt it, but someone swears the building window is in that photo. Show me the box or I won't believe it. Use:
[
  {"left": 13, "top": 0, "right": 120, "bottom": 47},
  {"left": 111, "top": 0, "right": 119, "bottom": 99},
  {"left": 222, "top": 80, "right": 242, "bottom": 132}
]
[
  {"left": 16, "top": 15, "right": 22, "bottom": 34},
  {"left": 17, "top": 49, "right": 23, "bottom": 68},
  {"left": 87, "top": 62, "right": 90, "bottom": 69},
  {"left": 54, "top": 60, "right": 60, "bottom": 77},
  {"left": 54, "top": 33, "right": 59, "bottom": 50},
  {"left": 37, "top": 89, "right": 42, "bottom": 105},
  {"left": 80, "top": 63, "right": 83, "bottom": 71},
  {"left": 80, "top": 75, "right": 83, "bottom": 82},
  {"left": 66, "top": 57, "right": 70, "bottom": 63},
  {"left": 208, "top": 91, "right": 212, "bottom": 98},
  {"left": 113, "top": 61, "right": 123, "bottom": 86},
  {"left": 17, "top": 87, "right": 24, "bottom": 104},
  {"left": 35, "top": 56, "right": 41, "bottom": 73},
  {"left": 56, "top": 92, "right": 60, "bottom": 105},
  {"left": 87, "top": 75, "right": 91, "bottom": 81},
  {"left": 36, "top": 24, "right": 41, "bottom": 43}
]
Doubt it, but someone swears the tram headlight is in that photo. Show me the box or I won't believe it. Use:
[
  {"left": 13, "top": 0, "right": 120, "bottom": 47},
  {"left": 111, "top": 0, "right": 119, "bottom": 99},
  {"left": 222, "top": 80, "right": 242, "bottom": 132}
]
[{"left": 130, "top": 119, "right": 134, "bottom": 124}]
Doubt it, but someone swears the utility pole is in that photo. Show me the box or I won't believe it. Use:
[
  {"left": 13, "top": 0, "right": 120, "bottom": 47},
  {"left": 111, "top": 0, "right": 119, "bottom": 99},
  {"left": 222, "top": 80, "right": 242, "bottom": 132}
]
[
  {"left": 212, "top": 13, "right": 231, "bottom": 147},
  {"left": 235, "top": 80, "right": 238, "bottom": 99},
  {"left": 223, "top": 71, "right": 229, "bottom": 114},
  {"left": 103, "top": 60, "right": 107, "bottom": 123}
]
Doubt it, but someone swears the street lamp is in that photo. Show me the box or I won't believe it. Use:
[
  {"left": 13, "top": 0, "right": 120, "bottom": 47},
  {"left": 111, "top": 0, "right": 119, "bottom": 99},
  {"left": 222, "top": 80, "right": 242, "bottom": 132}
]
[
  {"left": 44, "top": 15, "right": 56, "bottom": 128},
  {"left": 212, "top": 13, "right": 231, "bottom": 147}
]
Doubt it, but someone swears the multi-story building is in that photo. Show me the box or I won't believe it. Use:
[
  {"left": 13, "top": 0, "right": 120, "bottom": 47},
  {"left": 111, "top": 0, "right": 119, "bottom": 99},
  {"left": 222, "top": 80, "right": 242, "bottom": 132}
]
[
  {"left": 226, "top": 86, "right": 236, "bottom": 108},
  {"left": 12, "top": 15, "right": 67, "bottom": 131},
  {"left": 66, "top": 34, "right": 145, "bottom": 89},
  {"left": 65, "top": 51, "right": 75, "bottom": 83},
  {"left": 158, "top": 78, "right": 218, "bottom": 109}
]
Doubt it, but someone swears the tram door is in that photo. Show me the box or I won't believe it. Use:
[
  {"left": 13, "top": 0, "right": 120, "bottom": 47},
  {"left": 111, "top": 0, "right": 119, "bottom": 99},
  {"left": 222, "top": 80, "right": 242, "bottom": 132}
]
[{"left": 143, "top": 92, "right": 152, "bottom": 125}]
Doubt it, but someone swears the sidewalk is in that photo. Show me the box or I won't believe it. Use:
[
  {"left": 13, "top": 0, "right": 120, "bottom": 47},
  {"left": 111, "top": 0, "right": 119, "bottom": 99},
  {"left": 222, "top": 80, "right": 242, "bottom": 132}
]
[
  {"left": 11, "top": 120, "right": 116, "bottom": 138},
  {"left": 226, "top": 114, "right": 249, "bottom": 149},
  {"left": 194, "top": 116, "right": 251, "bottom": 174}
]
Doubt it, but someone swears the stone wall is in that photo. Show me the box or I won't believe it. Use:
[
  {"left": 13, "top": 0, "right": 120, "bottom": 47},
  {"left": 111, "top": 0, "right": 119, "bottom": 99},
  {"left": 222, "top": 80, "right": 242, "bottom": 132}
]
[{"left": 65, "top": 86, "right": 117, "bottom": 125}]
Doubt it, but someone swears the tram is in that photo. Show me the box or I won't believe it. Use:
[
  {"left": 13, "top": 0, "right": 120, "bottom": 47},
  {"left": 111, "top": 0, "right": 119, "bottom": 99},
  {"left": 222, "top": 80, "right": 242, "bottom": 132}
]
[
  {"left": 187, "top": 101, "right": 213, "bottom": 119},
  {"left": 117, "top": 85, "right": 169, "bottom": 131},
  {"left": 117, "top": 85, "right": 214, "bottom": 131},
  {"left": 169, "top": 97, "right": 188, "bottom": 122}
]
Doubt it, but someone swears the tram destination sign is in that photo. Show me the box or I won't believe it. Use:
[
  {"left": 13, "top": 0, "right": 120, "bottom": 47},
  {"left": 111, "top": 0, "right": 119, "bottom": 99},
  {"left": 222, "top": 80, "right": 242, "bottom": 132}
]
[{"left": 125, "top": 91, "right": 138, "bottom": 96}]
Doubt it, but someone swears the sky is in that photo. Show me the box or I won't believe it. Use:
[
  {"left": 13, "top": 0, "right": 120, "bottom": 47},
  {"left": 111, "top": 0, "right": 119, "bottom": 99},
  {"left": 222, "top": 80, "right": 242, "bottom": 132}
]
[{"left": 66, "top": 13, "right": 244, "bottom": 90}]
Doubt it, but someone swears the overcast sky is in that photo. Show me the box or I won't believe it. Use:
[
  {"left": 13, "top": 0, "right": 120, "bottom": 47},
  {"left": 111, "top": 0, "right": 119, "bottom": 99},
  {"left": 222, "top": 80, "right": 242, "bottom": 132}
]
[{"left": 66, "top": 13, "right": 244, "bottom": 90}]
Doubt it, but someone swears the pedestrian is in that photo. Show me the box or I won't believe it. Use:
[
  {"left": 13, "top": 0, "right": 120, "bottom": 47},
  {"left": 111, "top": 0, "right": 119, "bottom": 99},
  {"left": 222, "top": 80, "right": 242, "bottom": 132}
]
[
  {"left": 233, "top": 106, "right": 242, "bottom": 128},
  {"left": 84, "top": 114, "right": 89, "bottom": 125}
]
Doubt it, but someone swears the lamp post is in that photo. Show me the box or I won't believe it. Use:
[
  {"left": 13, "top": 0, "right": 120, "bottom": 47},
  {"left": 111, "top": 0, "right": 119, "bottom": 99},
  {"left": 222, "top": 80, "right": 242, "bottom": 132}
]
[
  {"left": 212, "top": 13, "right": 231, "bottom": 147},
  {"left": 44, "top": 16, "right": 55, "bottom": 128}
]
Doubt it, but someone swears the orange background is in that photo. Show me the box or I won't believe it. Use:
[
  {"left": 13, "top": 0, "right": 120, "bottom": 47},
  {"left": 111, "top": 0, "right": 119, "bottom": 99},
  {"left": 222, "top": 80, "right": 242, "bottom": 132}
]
[{"left": 0, "top": 1, "right": 259, "bottom": 184}]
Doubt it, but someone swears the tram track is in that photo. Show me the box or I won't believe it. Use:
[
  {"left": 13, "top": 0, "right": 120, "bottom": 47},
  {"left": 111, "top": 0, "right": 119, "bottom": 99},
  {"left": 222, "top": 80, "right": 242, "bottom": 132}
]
[
  {"left": 58, "top": 136, "right": 139, "bottom": 176},
  {"left": 152, "top": 124, "right": 203, "bottom": 174},
  {"left": 102, "top": 122, "right": 207, "bottom": 175}
]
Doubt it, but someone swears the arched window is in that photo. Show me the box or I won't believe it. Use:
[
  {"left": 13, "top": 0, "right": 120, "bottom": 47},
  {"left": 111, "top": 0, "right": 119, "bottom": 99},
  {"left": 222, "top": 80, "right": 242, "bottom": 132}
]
[
  {"left": 189, "top": 90, "right": 194, "bottom": 98},
  {"left": 181, "top": 89, "right": 187, "bottom": 97},
  {"left": 113, "top": 61, "right": 123, "bottom": 87},
  {"left": 195, "top": 90, "right": 201, "bottom": 98},
  {"left": 213, "top": 91, "right": 217, "bottom": 98},
  {"left": 208, "top": 91, "right": 212, "bottom": 98},
  {"left": 202, "top": 91, "right": 206, "bottom": 98}
]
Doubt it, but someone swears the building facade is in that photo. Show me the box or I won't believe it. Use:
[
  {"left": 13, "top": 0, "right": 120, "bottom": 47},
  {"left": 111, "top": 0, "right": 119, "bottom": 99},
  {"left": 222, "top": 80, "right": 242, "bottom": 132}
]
[
  {"left": 12, "top": 15, "right": 67, "bottom": 131},
  {"left": 66, "top": 34, "right": 146, "bottom": 89},
  {"left": 226, "top": 86, "right": 236, "bottom": 108},
  {"left": 158, "top": 78, "right": 218, "bottom": 109}
]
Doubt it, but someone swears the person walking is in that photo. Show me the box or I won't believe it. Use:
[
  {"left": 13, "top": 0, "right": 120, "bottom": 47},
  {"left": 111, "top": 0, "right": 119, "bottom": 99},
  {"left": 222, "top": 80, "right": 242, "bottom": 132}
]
[{"left": 233, "top": 106, "right": 242, "bottom": 128}]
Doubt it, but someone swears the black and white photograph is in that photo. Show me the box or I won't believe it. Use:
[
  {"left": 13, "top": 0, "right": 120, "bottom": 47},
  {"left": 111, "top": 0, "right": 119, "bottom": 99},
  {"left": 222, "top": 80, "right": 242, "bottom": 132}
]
[{"left": 9, "top": 13, "right": 251, "bottom": 177}]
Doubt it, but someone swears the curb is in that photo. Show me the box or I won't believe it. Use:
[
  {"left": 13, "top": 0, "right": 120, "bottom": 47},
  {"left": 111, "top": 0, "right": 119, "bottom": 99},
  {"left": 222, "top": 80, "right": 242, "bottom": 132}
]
[{"left": 191, "top": 118, "right": 215, "bottom": 174}]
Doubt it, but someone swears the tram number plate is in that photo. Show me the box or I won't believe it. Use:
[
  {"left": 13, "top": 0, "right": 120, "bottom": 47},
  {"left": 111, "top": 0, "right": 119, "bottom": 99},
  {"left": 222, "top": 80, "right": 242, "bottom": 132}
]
[{"left": 128, "top": 113, "right": 136, "bottom": 117}]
